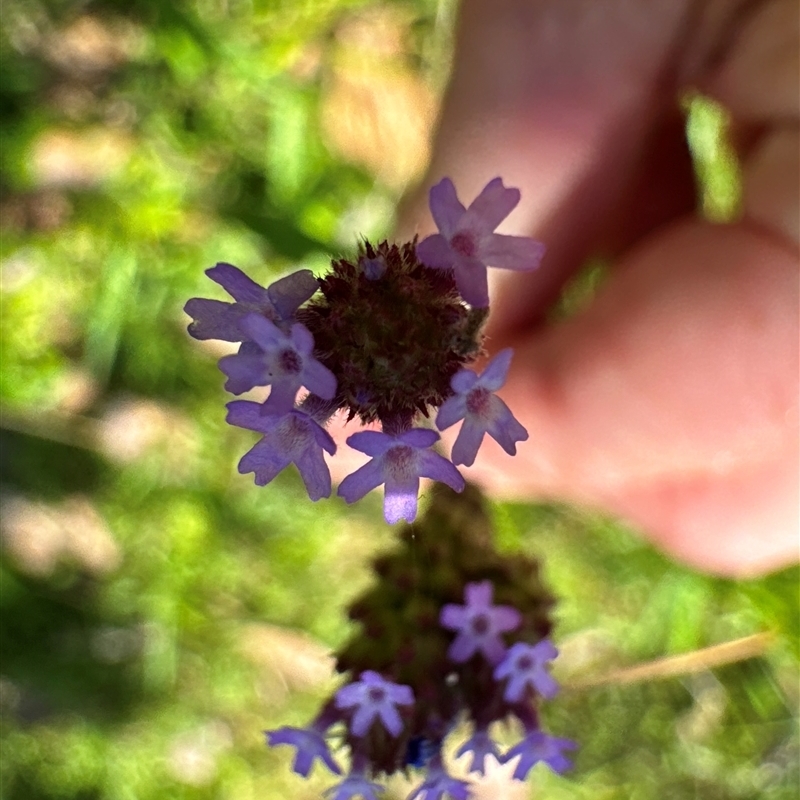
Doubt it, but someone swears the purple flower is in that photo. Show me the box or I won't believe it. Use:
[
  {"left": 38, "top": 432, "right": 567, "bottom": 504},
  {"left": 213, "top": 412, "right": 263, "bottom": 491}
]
[
  {"left": 324, "top": 772, "right": 384, "bottom": 800},
  {"left": 337, "top": 428, "right": 465, "bottom": 524},
  {"left": 435, "top": 348, "right": 528, "bottom": 467},
  {"left": 416, "top": 178, "right": 545, "bottom": 307},
  {"left": 185, "top": 264, "right": 318, "bottom": 342},
  {"left": 407, "top": 767, "right": 470, "bottom": 800},
  {"left": 226, "top": 401, "right": 336, "bottom": 500},
  {"left": 265, "top": 725, "right": 342, "bottom": 778},
  {"left": 334, "top": 671, "right": 414, "bottom": 737},
  {"left": 493, "top": 640, "right": 560, "bottom": 702},
  {"left": 361, "top": 254, "right": 386, "bottom": 280},
  {"left": 439, "top": 581, "right": 521, "bottom": 665},
  {"left": 503, "top": 730, "right": 577, "bottom": 780},
  {"left": 455, "top": 728, "right": 502, "bottom": 775},
  {"left": 218, "top": 315, "right": 336, "bottom": 411}
]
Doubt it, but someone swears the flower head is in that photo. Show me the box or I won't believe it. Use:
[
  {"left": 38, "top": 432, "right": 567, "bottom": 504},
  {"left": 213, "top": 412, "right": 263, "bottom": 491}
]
[
  {"left": 454, "top": 728, "right": 502, "bottom": 775},
  {"left": 324, "top": 772, "right": 384, "bottom": 800},
  {"left": 436, "top": 348, "right": 528, "bottom": 466},
  {"left": 218, "top": 315, "right": 336, "bottom": 410},
  {"left": 416, "top": 178, "right": 545, "bottom": 307},
  {"left": 337, "top": 428, "right": 465, "bottom": 524},
  {"left": 494, "top": 640, "right": 560, "bottom": 702},
  {"left": 226, "top": 402, "right": 336, "bottom": 500},
  {"left": 265, "top": 725, "right": 342, "bottom": 778},
  {"left": 335, "top": 671, "right": 414, "bottom": 737},
  {"left": 503, "top": 730, "right": 577, "bottom": 780},
  {"left": 185, "top": 264, "right": 318, "bottom": 342},
  {"left": 440, "top": 580, "right": 521, "bottom": 665}
]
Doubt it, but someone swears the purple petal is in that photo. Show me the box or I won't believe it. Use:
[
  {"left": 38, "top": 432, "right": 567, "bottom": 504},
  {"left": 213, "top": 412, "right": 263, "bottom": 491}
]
[
  {"left": 184, "top": 298, "right": 246, "bottom": 342},
  {"left": 226, "top": 400, "right": 281, "bottom": 433},
  {"left": 385, "top": 683, "right": 414, "bottom": 705},
  {"left": 465, "top": 581, "right": 492, "bottom": 607},
  {"left": 478, "top": 233, "right": 545, "bottom": 271},
  {"left": 377, "top": 704, "right": 403, "bottom": 737},
  {"left": 267, "top": 269, "right": 318, "bottom": 320},
  {"left": 450, "top": 421, "right": 485, "bottom": 467},
  {"left": 207, "top": 262, "right": 269, "bottom": 304},
  {"left": 337, "top": 459, "right": 385, "bottom": 504},
  {"left": 416, "top": 233, "right": 456, "bottom": 270},
  {"left": 383, "top": 473, "right": 420, "bottom": 524},
  {"left": 534, "top": 671, "right": 560, "bottom": 700},
  {"left": 302, "top": 358, "right": 337, "bottom": 400},
  {"left": 398, "top": 428, "right": 440, "bottom": 449},
  {"left": 461, "top": 177, "right": 520, "bottom": 235},
  {"left": 335, "top": 683, "right": 363, "bottom": 709},
  {"left": 428, "top": 177, "right": 466, "bottom": 238},
  {"left": 452, "top": 256, "right": 489, "bottom": 307},
  {"left": 311, "top": 423, "right": 337, "bottom": 456},
  {"left": 345, "top": 430, "right": 394, "bottom": 457},
  {"left": 295, "top": 447, "right": 332, "bottom": 501},
  {"left": 439, "top": 604, "right": 466, "bottom": 630},
  {"left": 491, "top": 606, "right": 522, "bottom": 633},
  {"left": 450, "top": 368, "right": 479, "bottom": 394},
  {"left": 239, "top": 440, "right": 290, "bottom": 485},
  {"left": 532, "top": 639, "right": 559, "bottom": 661},
  {"left": 480, "top": 636, "right": 508, "bottom": 666},
  {"left": 486, "top": 397, "right": 528, "bottom": 455},
  {"left": 219, "top": 352, "right": 266, "bottom": 394},
  {"left": 241, "top": 314, "right": 284, "bottom": 351},
  {"left": 435, "top": 395, "right": 467, "bottom": 431},
  {"left": 448, "top": 632, "right": 479, "bottom": 663},
  {"left": 478, "top": 348, "right": 513, "bottom": 391},
  {"left": 415, "top": 450, "right": 465, "bottom": 493},
  {"left": 350, "top": 705, "right": 376, "bottom": 737},
  {"left": 289, "top": 322, "right": 314, "bottom": 355},
  {"left": 262, "top": 380, "right": 300, "bottom": 414}
]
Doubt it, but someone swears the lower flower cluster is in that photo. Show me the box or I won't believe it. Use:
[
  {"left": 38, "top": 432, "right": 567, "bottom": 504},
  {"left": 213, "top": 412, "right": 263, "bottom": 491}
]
[
  {"left": 266, "top": 483, "right": 577, "bottom": 798},
  {"left": 185, "top": 178, "right": 543, "bottom": 523}
]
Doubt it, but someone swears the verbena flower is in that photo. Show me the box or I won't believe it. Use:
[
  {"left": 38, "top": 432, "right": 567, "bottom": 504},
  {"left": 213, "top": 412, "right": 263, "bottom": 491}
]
[
  {"left": 324, "top": 772, "right": 385, "bottom": 800},
  {"left": 494, "top": 640, "right": 560, "bottom": 702},
  {"left": 454, "top": 728, "right": 502, "bottom": 775},
  {"left": 218, "top": 315, "right": 336, "bottom": 410},
  {"left": 226, "top": 401, "right": 336, "bottom": 500},
  {"left": 440, "top": 580, "right": 521, "bottom": 665},
  {"left": 185, "top": 264, "right": 318, "bottom": 342},
  {"left": 338, "top": 429, "right": 465, "bottom": 524},
  {"left": 335, "top": 671, "right": 414, "bottom": 737},
  {"left": 265, "top": 725, "right": 342, "bottom": 778},
  {"left": 416, "top": 178, "right": 545, "bottom": 307},
  {"left": 503, "top": 730, "right": 577, "bottom": 780},
  {"left": 435, "top": 348, "right": 528, "bottom": 466}
]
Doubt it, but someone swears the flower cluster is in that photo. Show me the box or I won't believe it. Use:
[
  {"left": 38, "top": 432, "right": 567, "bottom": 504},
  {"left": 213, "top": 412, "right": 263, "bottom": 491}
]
[
  {"left": 185, "top": 178, "right": 543, "bottom": 523},
  {"left": 266, "top": 483, "right": 576, "bottom": 798}
]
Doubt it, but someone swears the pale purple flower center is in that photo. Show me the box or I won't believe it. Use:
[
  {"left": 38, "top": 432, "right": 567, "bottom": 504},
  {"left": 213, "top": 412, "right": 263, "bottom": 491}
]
[
  {"left": 385, "top": 445, "right": 414, "bottom": 477},
  {"left": 470, "top": 613, "right": 490, "bottom": 636},
  {"left": 368, "top": 686, "right": 386, "bottom": 703},
  {"left": 465, "top": 387, "right": 491, "bottom": 415},
  {"left": 278, "top": 348, "right": 302, "bottom": 374},
  {"left": 450, "top": 231, "right": 477, "bottom": 258}
]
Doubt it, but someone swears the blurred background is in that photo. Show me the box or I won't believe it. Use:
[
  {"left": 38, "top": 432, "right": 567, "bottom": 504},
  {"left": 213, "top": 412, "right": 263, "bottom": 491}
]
[{"left": 0, "top": 1, "right": 797, "bottom": 798}]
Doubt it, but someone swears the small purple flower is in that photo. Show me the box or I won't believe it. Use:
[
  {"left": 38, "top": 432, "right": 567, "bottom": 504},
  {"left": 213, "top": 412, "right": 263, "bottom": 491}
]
[
  {"left": 324, "top": 772, "right": 384, "bottom": 800},
  {"left": 361, "top": 254, "right": 386, "bottom": 280},
  {"left": 265, "top": 725, "right": 342, "bottom": 778},
  {"left": 503, "top": 730, "right": 577, "bottom": 780},
  {"left": 185, "top": 264, "right": 318, "bottom": 342},
  {"left": 226, "top": 401, "right": 336, "bottom": 500},
  {"left": 407, "top": 766, "right": 470, "bottom": 800},
  {"left": 435, "top": 348, "right": 528, "bottom": 467},
  {"left": 455, "top": 728, "right": 502, "bottom": 775},
  {"left": 218, "top": 315, "right": 336, "bottom": 411},
  {"left": 416, "top": 177, "right": 545, "bottom": 307},
  {"left": 337, "top": 428, "right": 465, "bottom": 524},
  {"left": 494, "top": 640, "right": 560, "bottom": 702},
  {"left": 334, "top": 671, "right": 414, "bottom": 737},
  {"left": 439, "top": 581, "right": 521, "bottom": 665}
]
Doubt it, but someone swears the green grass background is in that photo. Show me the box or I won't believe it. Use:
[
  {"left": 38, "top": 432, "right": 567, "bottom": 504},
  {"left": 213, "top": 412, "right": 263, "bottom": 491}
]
[{"left": 1, "top": 1, "right": 797, "bottom": 798}]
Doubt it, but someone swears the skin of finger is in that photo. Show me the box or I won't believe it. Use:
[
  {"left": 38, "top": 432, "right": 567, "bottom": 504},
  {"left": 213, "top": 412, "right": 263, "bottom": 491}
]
[{"left": 458, "top": 219, "right": 798, "bottom": 575}]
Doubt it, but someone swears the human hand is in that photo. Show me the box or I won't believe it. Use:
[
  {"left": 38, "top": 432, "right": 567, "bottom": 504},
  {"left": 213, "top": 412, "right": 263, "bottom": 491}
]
[{"left": 398, "top": 0, "right": 798, "bottom": 576}]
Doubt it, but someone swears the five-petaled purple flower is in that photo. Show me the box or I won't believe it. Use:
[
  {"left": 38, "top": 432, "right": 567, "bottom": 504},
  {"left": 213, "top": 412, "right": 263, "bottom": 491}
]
[
  {"left": 226, "top": 401, "right": 336, "bottom": 500},
  {"left": 494, "top": 639, "right": 560, "bottom": 702},
  {"left": 337, "top": 428, "right": 465, "bottom": 524},
  {"left": 503, "top": 730, "right": 577, "bottom": 780},
  {"left": 324, "top": 772, "right": 384, "bottom": 800},
  {"left": 416, "top": 177, "right": 545, "bottom": 307},
  {"left": 435, "top": 348, "right": 528, "bottom": 467},
  {"left": 440, "top": 581, "right": 521, "bottom": 665},
  {"left": 265, "top": 725, "right": 342, "bottom": 778},
  {"left": 219, "top": 315, "right": 336, "bottom": 411},
  {"left": 455, "top": 728, "right": 502, "bottom": 775},
  {"left": 185, "top": 264, "right": 318, "bottom": 342},
  {"left": 407, "top": 765, "right": 471, "bottom": 800},
  {"left": 334, "top": 671, "right": 414, "bottom": 737}
]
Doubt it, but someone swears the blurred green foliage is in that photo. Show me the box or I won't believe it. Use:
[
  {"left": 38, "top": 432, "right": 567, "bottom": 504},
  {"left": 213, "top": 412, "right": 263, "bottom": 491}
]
[{"left": 0, "top": 1, "right": 797, "bottom": 799}]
